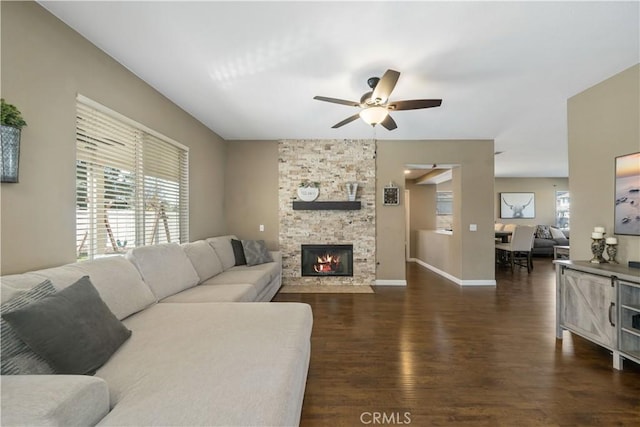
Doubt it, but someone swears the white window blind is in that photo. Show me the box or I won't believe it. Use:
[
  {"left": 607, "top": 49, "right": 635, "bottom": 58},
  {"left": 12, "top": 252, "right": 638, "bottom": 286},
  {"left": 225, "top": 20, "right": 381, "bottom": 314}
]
[{"left": 76, "top": 97, "right": 188, "bottom": 260}]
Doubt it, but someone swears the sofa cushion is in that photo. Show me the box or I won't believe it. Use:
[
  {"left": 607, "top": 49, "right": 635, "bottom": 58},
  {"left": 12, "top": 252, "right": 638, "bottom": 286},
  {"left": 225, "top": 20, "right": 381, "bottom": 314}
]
[
  {"left": 1, "top": 279, "right": 57, "bottom": 375},
  {"left": 23, "top": 265, "right": 86, "bottom": 294},
  {"left": 2, "top": 276, "right": 132, "bottom": 375},
  {"left": 3, "top": 257, "right": 157, "bottom": 321},
  {"left": 1, "top": 274, "right": 59, "bottom": 305},
  {"left": 71, "top": 257, "right": 156, "bottom": 320},
  {"left": 242, "top": 239, "right": 274, "bottom": 266},
  {"left": 231, "top": 239, "right": 247, "bottom": 266},
  {"left": 535, "top": 225, "right": 553, "bottom": 239},
  {"left": 182, "top": 240, "right": 224, "bottom": 282},
  {"left": 1, "top": 375, "right": 109, "bottom": 427},
  {"left": 127, "top": 243, "right": 200, "bottom": 300},
  {"left": 226, "top": 260, "right": 281, "bottom": 283},
  {"left": 206, "top": 235, "right": 238, "bottom": 271},
  {"left": 96, "top": 302, "right": 313, "bottom": 427},
  {"left": 202, "top": 268, "right": 273, "bottom": 295},
  {"left": 550, "top": 227, "right": 566, "bottom": 240},
  {"left": 160, "top": 284, "right": 257, "bottom": 303}
]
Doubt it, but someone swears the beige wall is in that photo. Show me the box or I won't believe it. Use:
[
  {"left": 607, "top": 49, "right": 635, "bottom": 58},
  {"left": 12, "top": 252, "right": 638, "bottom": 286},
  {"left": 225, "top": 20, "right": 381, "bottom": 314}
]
[
  {"left": 568, "top": 64, "right": 640, "bottom": 263},
  {"left": 224, "top": 139, "right": 495, "bottom": 282},
  {"left": 416, "top": 230, "right": 456, "bottom": 274},
  {"left": 376, "top": 140, "right": 495, "bottom": 282},
  {"left": 495, "top": 178, "right": 569, "bottom": 227},
  {"left": 224, "top": 141, "right": 279, "bottom": 249},
  {"left": 0, "top": 2, "right": 227, "bottom": 274}
]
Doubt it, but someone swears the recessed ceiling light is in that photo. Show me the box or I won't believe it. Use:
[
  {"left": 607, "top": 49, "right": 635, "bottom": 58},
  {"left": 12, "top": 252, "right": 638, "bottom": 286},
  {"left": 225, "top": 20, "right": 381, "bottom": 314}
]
[{"left": 404, "top": 170, "right": 411, "bottom": 174}]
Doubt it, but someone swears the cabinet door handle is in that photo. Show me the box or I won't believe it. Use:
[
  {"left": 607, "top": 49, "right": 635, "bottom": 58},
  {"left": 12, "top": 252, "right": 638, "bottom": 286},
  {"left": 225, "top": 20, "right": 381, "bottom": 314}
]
[{"left": 609, "top": 302, "right": 616, "bottom": 327}]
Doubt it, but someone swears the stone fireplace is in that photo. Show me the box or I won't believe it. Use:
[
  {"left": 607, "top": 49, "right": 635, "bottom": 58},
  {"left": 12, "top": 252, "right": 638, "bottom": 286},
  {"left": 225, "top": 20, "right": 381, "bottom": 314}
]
[
  {"left": 301, "top": 244, "right": 353, "bottom": 277},
  {"left": 278, "top": 139, "right": 376, "bottom": 286}
]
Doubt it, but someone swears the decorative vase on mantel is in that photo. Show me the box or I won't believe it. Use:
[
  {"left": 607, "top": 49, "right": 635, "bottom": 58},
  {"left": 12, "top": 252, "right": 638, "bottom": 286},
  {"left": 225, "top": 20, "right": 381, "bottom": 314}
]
[
  {"left": 297, "top": 181, "right": 319, "bottom": 202},
  {"left": 346, "top": 182, "right": 358, "bottom": 201}
]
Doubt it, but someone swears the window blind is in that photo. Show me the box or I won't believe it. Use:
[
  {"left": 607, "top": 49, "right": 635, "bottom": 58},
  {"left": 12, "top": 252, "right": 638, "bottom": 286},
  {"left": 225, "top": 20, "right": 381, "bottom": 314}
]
[{"left": 76, "top": 97, "right": 188, "bottom": 260}]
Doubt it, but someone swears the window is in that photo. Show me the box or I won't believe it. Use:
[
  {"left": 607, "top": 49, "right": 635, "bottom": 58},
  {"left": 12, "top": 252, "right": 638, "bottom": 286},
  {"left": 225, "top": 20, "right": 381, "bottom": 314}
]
[
  {"left": 556, "top": 191, "right": 570, "bottom": 230},
  {"left": 76, "top": 96, "right": 188, "bottom": 260},
  {"left": 436, "top": 191, "right": 453, "bottom": 230}
]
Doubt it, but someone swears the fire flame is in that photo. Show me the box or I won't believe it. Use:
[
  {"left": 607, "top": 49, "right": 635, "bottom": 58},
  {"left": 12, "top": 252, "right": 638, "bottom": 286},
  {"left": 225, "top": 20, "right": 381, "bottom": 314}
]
[{"left": 313, "top": 253, "right": 341, "bottom": 273}]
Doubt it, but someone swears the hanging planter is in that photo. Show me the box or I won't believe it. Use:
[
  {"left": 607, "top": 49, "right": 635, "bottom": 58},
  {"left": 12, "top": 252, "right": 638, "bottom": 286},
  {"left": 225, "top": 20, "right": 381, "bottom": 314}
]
[{"left": 1, "top": 99, "right": 27, "bottom": 183}]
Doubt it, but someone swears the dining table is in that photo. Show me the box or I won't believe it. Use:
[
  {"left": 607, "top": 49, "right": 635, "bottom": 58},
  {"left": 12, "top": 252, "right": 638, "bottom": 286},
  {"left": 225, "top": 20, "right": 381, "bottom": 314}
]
[{"left": 495, "top": 230, "right": 512, "bottom": 243}]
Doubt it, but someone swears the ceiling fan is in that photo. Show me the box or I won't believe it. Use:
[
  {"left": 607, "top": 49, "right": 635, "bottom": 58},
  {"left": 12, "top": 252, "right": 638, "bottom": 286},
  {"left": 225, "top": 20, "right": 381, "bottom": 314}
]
[{"left": 313, "top": 69, "right": 442, "bottom": 131}]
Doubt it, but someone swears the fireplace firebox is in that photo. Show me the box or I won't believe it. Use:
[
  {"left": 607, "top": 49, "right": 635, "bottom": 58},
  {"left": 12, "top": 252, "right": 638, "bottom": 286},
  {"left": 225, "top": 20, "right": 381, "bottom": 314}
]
[{"left": 301, "top": 244, "right": 353, "bottom": 277}]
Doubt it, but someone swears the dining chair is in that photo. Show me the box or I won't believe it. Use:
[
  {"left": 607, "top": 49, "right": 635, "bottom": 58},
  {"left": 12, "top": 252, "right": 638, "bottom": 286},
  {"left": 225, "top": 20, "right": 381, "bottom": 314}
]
[{"left": 495, "top": 225, "right": 536, "bottom": 273}]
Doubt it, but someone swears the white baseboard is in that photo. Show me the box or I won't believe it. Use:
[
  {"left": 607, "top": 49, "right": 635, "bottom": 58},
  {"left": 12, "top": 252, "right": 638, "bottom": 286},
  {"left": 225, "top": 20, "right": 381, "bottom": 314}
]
[
  {"left": 374, "top": 279, "right": 407, "bottom": 286},
  {"left": 410, "top": 258, "right": 496, "bottom": 287}
]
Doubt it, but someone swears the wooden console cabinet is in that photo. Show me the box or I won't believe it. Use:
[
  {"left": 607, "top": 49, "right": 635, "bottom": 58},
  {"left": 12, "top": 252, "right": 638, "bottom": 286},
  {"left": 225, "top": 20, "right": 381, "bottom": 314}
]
[{"left": 555, "top": 260, "right": 640, "bottom": 370}]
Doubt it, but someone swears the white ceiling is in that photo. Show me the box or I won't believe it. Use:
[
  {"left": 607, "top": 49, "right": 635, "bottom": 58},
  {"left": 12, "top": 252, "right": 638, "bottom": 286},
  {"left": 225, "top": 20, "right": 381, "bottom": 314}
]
[{"left": 40, "top": 1, "right": 639, "bottom": 177}]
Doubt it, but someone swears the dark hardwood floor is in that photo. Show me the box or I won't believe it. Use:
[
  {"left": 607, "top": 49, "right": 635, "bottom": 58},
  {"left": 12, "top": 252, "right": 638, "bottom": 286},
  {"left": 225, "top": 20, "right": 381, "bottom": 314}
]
[{"left": 274, "top": 258, "right": 640, "bottom": 426}]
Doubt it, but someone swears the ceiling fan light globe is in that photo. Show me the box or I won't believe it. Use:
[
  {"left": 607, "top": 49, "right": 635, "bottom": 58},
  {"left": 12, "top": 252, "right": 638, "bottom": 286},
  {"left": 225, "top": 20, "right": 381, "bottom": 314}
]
[{"left": 359, "top": 106, "right": 388, "bottom": 125}]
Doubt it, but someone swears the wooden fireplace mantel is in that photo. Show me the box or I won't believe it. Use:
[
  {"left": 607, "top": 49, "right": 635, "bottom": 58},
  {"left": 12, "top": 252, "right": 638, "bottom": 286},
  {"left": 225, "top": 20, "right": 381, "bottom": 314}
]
[{"left": 292, "top": 201, "right": 361, "bottom": 210}]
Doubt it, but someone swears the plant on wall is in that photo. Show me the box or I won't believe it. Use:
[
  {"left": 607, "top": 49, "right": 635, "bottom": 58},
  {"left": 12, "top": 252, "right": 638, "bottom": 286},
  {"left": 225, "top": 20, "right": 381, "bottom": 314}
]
[
  {"left": 1, "top": 99, "right": 27, "bottom": 129},
  {"left": 299, "top": 180, "right": 320, "bottom": 188},
  {"left": 1, "top": 99, "right": 27, "bottom": 183}
]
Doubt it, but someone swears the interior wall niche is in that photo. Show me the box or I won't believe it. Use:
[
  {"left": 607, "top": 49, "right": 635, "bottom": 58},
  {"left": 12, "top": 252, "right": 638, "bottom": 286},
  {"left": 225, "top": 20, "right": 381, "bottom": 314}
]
[{"left": 278, "top": 139, "right": 376, "bottom": 286}]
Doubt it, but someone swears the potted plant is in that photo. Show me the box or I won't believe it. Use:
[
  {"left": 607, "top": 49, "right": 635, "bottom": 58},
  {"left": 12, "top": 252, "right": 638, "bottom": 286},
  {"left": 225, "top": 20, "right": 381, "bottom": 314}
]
[
  {"left": 297, "top": 180, "right": 320, "bottom": 201},
  {"left": 1, "top": 99, "right": 27, "bottom": 183}
]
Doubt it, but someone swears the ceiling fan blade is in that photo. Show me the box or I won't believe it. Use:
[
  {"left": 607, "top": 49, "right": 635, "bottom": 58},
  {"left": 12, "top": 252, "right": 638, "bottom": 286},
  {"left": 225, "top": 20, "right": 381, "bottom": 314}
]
[
  {"left": 388, "top": 99, "right": 442, "bottom": 111},
  {"left": 332, "top": 113, "right": 361, "bottom": 128},
  {"left": 371, "top": 69, "right": 400, "bottom": 104},
  {"left": 313, "top": 96, "right": 360, "bottom": 107},
  {"left": 380, "top": 114, "right": 397, "bottom": 131}
]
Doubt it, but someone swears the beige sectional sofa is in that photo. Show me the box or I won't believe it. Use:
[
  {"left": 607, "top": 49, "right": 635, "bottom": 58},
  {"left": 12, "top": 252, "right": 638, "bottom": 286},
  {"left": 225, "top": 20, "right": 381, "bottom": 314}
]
[{"left": 1, "top": 235, "right": 313, "bottom": 426}]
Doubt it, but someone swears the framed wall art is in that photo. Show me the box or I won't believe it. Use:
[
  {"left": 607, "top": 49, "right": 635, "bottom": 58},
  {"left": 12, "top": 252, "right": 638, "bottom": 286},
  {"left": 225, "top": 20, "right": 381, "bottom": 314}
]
[
  {"left": 614, "top": 152, "right": 640, "bottom": 236},
  {"left": 500, "top": 192, "right": 535, "bottom": 219}
]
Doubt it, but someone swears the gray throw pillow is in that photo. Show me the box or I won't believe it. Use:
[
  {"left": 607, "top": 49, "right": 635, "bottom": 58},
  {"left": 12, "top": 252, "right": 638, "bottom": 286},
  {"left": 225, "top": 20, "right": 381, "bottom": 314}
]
[
  {"left": 231, "top": 239, "right": 247, "bottom": 266},
  {"left": 1, "top": 276, "right": 132, "bottom": 375},
  {"left": 1, "top": 279, "right": 57, "bottom": 375},
  {"left": 241, "top": 240, "right": 273, "bottom": 266},
  {"left": 535, "top": 225, "right": 553, "bottom": 239}
]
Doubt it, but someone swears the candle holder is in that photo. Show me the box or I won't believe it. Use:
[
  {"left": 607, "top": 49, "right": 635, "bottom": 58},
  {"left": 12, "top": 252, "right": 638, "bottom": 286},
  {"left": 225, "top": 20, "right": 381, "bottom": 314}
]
[
  {"left": 606, "top": 243, "right": 619, "bottom": 264},
  {"left": 590, "top": 237, "right": 607, "bottom": 264}
]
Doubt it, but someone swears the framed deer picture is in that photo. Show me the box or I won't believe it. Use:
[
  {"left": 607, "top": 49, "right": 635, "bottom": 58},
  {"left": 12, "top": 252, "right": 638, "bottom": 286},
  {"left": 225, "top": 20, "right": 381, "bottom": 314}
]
[{"left": 500, "top": 192, "right": 535, "bottom": 219}]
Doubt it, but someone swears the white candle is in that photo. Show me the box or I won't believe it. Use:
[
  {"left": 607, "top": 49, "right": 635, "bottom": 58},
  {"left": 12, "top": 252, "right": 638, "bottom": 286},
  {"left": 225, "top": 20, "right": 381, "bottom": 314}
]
[
  {"left": 594, "top": 226, "right": 605, "bottom": 233},
  {"left": 606, "top": 237, "right": 617, "bottom": 244},
  {"left": 592, "top": 232, "right": 603, "bottom": 239}
]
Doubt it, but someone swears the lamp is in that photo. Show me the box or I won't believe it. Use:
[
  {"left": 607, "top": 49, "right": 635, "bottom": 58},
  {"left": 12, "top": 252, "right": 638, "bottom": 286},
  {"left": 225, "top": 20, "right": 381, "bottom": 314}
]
[{"left": 359, "top": 106, "right": 388, "bottom": 126}]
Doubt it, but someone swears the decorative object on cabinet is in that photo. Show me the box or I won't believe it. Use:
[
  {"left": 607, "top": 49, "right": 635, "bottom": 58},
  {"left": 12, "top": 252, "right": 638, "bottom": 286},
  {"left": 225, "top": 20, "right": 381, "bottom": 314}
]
[
  {"left": 605, "top": 237, "right": 619, "bottom": 264},
  {"left": 1, "top": 99, "right": 27, "bottom": 183},
  {"left": 500, "top": 192, "right": 535, "bottom": 219},
  {"left": 614, "top": 152, "right": 640, "bottom": 236},
  {"left": 383, "top": 182, "right": 399, "bottom": 205},
  {"left": 589, "top": 226, "right": 607, "bottom": 264},
  {"left": 297, "top": 181, "right": 320, "bottom": 202}
]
